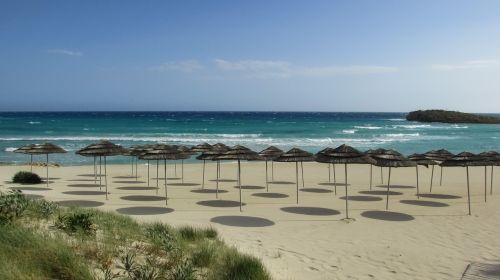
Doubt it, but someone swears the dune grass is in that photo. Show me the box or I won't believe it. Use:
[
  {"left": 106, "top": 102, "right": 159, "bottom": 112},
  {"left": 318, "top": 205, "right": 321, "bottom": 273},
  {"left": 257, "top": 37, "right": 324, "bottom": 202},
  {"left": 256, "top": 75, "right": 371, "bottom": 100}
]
[{"left": 0, "top": 190, "right": 271, "bottom": 280}]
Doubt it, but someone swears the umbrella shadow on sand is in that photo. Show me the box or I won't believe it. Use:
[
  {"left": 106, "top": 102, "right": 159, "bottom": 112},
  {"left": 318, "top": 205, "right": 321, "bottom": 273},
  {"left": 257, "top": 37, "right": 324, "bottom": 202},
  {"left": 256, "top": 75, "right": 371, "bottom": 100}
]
[
  {"left": 116, "top": 206, "right": 174, "bottom": 215},
  {"left": 417, "top": 193, "right": 462, "bottom": 199},
  {"left": 210, "top": 215, "right": 275, "bottom": 227},
  {"left": 56, "top": 200, "right": 105, "bottom": 208},
  {"left": 339, "top": 195, "right": 382, "bottom": 202},
  {"left": 300, "top": 188, "right": 333, "bottom": 193},
  {"left": 197, "top": 200, "right": 245, "bottom": 207},
  {"left": 375, "top": 185, "right": 415, "bottom": 189},
  {"left": 116, "top": 186, "right": 158, "bottom": 191},
  {"left": 66, "top": 184, "right": 101, "bottom": 188},
  {"left": 10, "top": 186, "right": 52, "bottom": 191},
  {"left": 121, "top": 195, "right": 165, "bottom": 202},
  {"left": 191, "top": 189, "right": 229, "bottom": 194},
  {"left": 252, "top": 192, "right": 289, "bottom": 198},
  {"left": 400, "top": 200, "right": 449, "bottom": 207},
  {"left": 281, "top": 206, "right": 340, "bottom": 216},
  {"left": 268, "top": 181, "right": 295, "bottom": 185},
  {"left": 359, "top": 190, "right": 403, "bottom": 196},
  {"left": 361, "top": 210, "right": 415, "bottom": 221},
  {"left": 233, "top": 185, "right": 265, "bottom": 190},
  {"left": 62, "top": 191, "right": 107, "bottom": 196}
]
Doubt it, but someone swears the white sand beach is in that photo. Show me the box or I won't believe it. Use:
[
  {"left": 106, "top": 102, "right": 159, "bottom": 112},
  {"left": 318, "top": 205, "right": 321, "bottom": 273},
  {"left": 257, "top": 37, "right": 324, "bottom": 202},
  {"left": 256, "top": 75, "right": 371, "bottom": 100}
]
[{"left": 1, "top": 162, "right": 500, "bottom": 279}]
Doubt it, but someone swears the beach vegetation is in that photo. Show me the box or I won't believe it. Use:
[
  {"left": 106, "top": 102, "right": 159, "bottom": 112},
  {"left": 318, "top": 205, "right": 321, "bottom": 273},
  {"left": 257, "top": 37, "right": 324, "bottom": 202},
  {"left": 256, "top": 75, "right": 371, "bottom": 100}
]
[
  {"left": 12, "top": 171, "right": 42, "bottom": 184},
  {"left": 0, "top": 191, "right": 271, "bottom": 280}
]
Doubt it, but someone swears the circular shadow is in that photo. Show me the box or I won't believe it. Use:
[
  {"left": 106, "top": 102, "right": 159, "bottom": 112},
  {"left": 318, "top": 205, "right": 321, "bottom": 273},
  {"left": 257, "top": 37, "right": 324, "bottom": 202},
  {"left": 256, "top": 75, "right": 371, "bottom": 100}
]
[
  {"left": 191, "top": 189, "right": 228, "bottom": 194},
  {"left": 361, "top": 210, "right": 415, "bottom": 221},
  {"left": 210, "top": 179, "right": 237, "bottom": 182},
  {"left": 234, "top": 185, "right": 265, "bottom": 190},
  {"left": 167, "top": 177, "right": 181, "bottom": 180},
  {"left": 10, "top": 186, "right": 51, "bottom": 191},
  {"left": 116, "top": 186, "right": 158, "bottom": 191},
  {"left": 41, "top": 177, "right": 61, "bottom": 180},
  {"left": 269, "top": 181, "right": 295, "bottom": 185},
  {"left": 339, "top": 195, "right": 382, "bottom": 202},
  {"left": 78, "top": 174, "right": 104, "bottom": 177},
  {"left": 197, "top": 200, "right": 244, "bottom": 207},
  {"left": 281, "top": 206, "right": 340, "bottom": 216},
  {"left": 252, "top": 192, "right": 289, "bottom": 198},
  {"left": 121, "top": 195, "right": 165, "bottom": 202},
  {"left": 211, "top": 215, "right": 274, "bottom": 227},
  {"left": 318, "top": 182, "right": 349, "bottom": 186},
  {"left": 376, "top": 185, "right": 415, "bottom": 189},
  {"left": 400, "top": 200, "right": 449, "bottom": 207},
  {"left": 113, "top": 180, "right": 146, "bottom": 184},
  {"left": 25, "top": 194, "right": 44, "bottom": 200},
  {"left": 300, "top": 188, "right": 333, "bottom": 193},
  {"left": 62, "top": 191, "right": 106, "bottom": 196},
  {"left": 418, "top": 193, "right": 462, "bottom": 199},
  {"left": 359, "top": 190, "right": 403, "bottom": 196},
  {"left": 116, "top": 206, "right": 174, "bottom": 215},
  {"left": 56, "top": 200, "right": 105, "bottom": 208},
  {"left": 67, "top": 184, "right": 100, "bottom": 188},
  {"left": 67, "top": 179, "right": 98, "bottom": 182},
  {"left": 169, "top": 183, "right": 200, "bottom": 186},
  {"left": 112, "top": 176, "right": 137, "bottom": 179}
]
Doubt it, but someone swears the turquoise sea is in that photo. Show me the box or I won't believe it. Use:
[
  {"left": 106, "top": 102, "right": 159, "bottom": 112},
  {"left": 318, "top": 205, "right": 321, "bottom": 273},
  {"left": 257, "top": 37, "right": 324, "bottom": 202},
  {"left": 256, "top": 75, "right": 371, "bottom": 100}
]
[{"left": 1, "top": 111, "right": 499, "bottom": 165}]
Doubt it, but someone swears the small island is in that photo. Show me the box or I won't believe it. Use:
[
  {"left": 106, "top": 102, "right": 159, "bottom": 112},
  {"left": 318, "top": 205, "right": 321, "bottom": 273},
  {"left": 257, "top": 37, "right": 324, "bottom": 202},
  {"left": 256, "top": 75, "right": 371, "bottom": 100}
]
[{"left": 406, "top": 110, "right": 500, "bottom": 124}]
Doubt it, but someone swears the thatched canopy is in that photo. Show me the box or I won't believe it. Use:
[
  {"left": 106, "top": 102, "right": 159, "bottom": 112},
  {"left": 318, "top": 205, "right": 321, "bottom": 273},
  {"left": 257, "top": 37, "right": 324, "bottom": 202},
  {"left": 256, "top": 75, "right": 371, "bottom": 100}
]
[
  {"left": 408, "top": 153, "right": 438, "bottom": 167},
  {"left": 478, "top": 151, "right": 500, "bottom": 166},
  {"left": 258, "top": 146, "right": 284, "bottom": 160},
  {"left": 177, "top": 145, "right": 196, "bottom": 156},
  {"left": 275, "top": 148, "right": 315, "bottom": 162},
  {"left": 138, "top": 144, "right": 181, "bottom": 160},
  {"left": 196, "top": 146, "right": 229, "bottom": 161},
  {"left": 365, "top": 148, "right": 390, "bottom": 156},
  {"left": 212, "top": 143, "right": 230, "bottom": 151},
  {"left": 14, "top": 144, "right": 36, "bottom": 154},
  {"left": 316, "top": 144, "right": 376, "bottom": 165},
  {"left": 441, "top": 152, "right": 490, "bottom": 167},
  {"left": 215, "top": 145, "right": 262, "bottom": 161},
  {"left": 76, "top": 140, "right": 125, "bottom": 157},
  {"left": 190, "top": 143, "right": 213, "bottom": 153},
  {"left": 424, "top": 149, "right": 455, "bottom": 161},
  {"left": 27, "top": 143, "right": 66, "bottom": 155},
  {"left": 371, "top": 149, "right": 416, "bottom": 168}
]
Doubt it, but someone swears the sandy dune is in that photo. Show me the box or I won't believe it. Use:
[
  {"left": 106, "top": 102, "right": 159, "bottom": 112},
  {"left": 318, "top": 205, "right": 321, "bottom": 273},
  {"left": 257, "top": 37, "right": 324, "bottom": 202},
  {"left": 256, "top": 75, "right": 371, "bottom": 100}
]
[{"left": 1, "top": 161, "right": 500, "bottom": 279}]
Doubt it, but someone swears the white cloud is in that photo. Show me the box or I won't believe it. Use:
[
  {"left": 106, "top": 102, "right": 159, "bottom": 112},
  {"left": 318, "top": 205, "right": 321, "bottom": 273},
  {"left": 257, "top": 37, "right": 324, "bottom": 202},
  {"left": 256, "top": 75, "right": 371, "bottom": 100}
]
[
  {"left": 431, "top": 59, "right": 500, "bottom": 71},
  {"left": 214, "top": 59, "right": 398, "bottom": 79},
  {"left": 47, "top": 49, "right": 83, "bottom": 56},
  {"left": 151, "top": 60, "right": 204, "bottom": 72}
]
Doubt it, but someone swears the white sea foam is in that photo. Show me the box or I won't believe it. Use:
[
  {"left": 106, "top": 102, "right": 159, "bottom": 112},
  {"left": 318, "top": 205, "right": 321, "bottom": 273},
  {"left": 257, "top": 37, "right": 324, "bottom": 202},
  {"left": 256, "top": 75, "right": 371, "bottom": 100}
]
[
  {"left": 28, "top": 121, "right": 41, "bottom": 124},
  {"left": 4, "top": 147, "right": 17, "bottom": 152},
  {"left": 342, "top": 129, "right": 357, "bottom": 134},
  {"left": 354, "top": 126, "right": 382, "bottom": 130},
  {"left": 386, "top": 118, "right": 406, "bottom": 121},
  {"left": 392, "top": 124, "right": 431, "bottom": 129}
]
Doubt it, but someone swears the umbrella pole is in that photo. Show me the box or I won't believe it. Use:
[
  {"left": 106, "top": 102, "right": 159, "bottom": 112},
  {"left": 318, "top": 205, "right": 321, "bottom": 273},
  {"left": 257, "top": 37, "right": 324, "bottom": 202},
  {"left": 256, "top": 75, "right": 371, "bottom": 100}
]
[
  {"left": 147, "top": 160, "right": 150, "bottom": 187},
  {"left": 430, "top": 165, "right": 435, "bottom": 192},
  {"left": 202, "top": 160, "right": 206, "bottom": 189},
  {"left": 416, "top": 166, "right": 420, "bottom": 199},
  {"left": 238, "top": 160, "right": 242, "bottom": 212},
  {"left": 333, "top": 164, "right": 337, "bottom": 195},
  {"left": 265, "top": 160, "right": 269, "bottom": 192},
  {"left": 156, "top": 160, "right": 159, "bottom": 195},
  {"left": 344, "top": 163, "right": 349, "bottom": 219},
  {"left": 295, "top": 162, "right": 299, "bottom": 204},
  {"left": 216, "top": 160, "right": 219, "bottom": 199},
  {"left": 181, "top": 160, "right": 184, "bottom": 183},
  {"left": 491, "top": 165, "right": 494, "bottom": 195},
  {"left": 386, "top": 167, "right": 392, "bottom": 210},
  {"left": 46, "top": 154, "right": 49, "bottom": 188},
  {"left": 174, "top": 162, "right": 177, "bottom": 177},
  {"left": 440, "top": 166, "right": 443, "bottom": 186},
  {"left": 135, "top": 157, "right": 138, "bottom": 181},
  {"left": 30, "top": 154, "right": 33, "bottom": 172},
  {"left": 271, "top": 161, "right": 274, "bottom": 182},
  {"left": 164, "top": 159, "right": 168, "bottom": 205},
  {"left": 301, "top": 161, "right": 305, "bottom": 188},
  {"left": 380, "top": 167, "right": 384, "bottom": 184},
  {"left": 104, "top": 156, "right": 108, "bottom": 200},
  {"left": 484, "top": 166, "right": 487, "bottom": 202},
  {"left": 93, "top": 156, "right": 97, "bottom": 186},
  {"left": 328, "top": 164, "right": 331, "bottom": 183},
  {"left": 131, "top": 157, "right": 133, "bottom": 176},
  {"left": 370, "top": 165, "right": 373, "bottom": 190},
  {"left": 466, "top": 166, "right": 471, "bottom": 215},
  {"left": 99, "top": 156, "right": 102, "bottom": 186}
]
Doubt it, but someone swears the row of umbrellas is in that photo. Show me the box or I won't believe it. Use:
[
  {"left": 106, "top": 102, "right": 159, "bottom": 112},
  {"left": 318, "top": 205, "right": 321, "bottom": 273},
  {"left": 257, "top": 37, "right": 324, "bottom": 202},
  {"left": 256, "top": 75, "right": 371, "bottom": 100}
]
[{"left": 14, "top": 142, "right": 500, "bottom": 217}]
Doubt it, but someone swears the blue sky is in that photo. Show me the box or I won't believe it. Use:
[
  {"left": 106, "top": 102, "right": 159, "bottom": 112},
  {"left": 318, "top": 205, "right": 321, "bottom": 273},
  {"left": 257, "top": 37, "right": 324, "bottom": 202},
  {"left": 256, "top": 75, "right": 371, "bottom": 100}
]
[{"left": 1, "top": 0, "right": 500, "bottom": 112}]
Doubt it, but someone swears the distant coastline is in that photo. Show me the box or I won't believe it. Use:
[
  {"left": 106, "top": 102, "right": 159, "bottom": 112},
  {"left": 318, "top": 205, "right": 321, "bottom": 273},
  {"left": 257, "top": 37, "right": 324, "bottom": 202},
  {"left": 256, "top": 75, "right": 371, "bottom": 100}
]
[{"left": 406, "top": 110, "right": 500, "bottom": 124}]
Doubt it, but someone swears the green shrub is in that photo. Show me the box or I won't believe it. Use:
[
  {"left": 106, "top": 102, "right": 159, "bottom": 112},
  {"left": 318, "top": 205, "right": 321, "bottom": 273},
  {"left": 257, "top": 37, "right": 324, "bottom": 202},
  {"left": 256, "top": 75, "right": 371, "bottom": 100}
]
[
  {"left": 211, "top": 248, "right": 271, "bottom": 280},
  {"left": 55, "top": 212, "right": 95, "bottom": 235},
  {"left": 178, "top": 225, "right": 218, "bottom": 241},
  {"left": 171, "top": 260, "right": 196, "bottom": 280},
  {"left": 12, "top": 171, "right": 42, "bottom": 184},
  {"left": 191, "top": 241, "right": 216, "bottom": 268},
  {"left": 0, "top": 191, "right": 29, "bottom": 224},
  {"left": 28, "top": 199, "right": 58, "bottom": 218}
]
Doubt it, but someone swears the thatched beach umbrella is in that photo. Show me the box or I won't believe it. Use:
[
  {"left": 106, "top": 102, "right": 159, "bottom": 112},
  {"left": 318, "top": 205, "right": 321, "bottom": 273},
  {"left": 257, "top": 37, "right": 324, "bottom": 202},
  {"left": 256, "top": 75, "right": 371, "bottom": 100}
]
[
  {"left": 126, "top": 145, "right": 149, "bottom": 181},
  {"left": 139, "top": 144, "right": 181, "bottom": 205},
  {"left": 371, "top": 150, "right": 416, "bottom": 210},
  {"left": 365, "top": 148, "right": 390, "bottom": 188},
  {"left": 408, "top": 154, "right": 438, "bottom": 198},
  {"left": 215, "top": 145, "right": 262, "bottom": 211},
  {"left": 76, "top": 140, "right": 125, "bottom": 199},
  {"left": 191, "top": 143, "right": 213, "bottom": 188},
  {"left": 425, "top": 149, "right": 455, "bottom": 186},
  {"left": 26, "top": 143, "right": 66, "bottom": 188},
  {"left": 441, "top": 152, "right": 488, "bottom": 215},
  {"left": 176, "top": 145, "right": 195, "bottom": 183},
  {"left": 478, "top": 151, "right": 500, "bottom": 200},
  {"left": 275, "top": 148, "right": 315, "bottom": 204},
  {"left": 14, "top": 144, "right": 36, "bottom": 172},
  {"left": 197, "top": 146, "right": 229, "bottom": 198},
  {"left": 259, "top": 146, "right": 284, "bottom": 192},
  {"left": 317, "top": 147, "right": 341, "bottom": 192},
  {"left": 316, "top": 144, "right": 376, "bottom": 219},
  {"left": 76, "top": 144, "right": 102, "bottom": 186}
]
